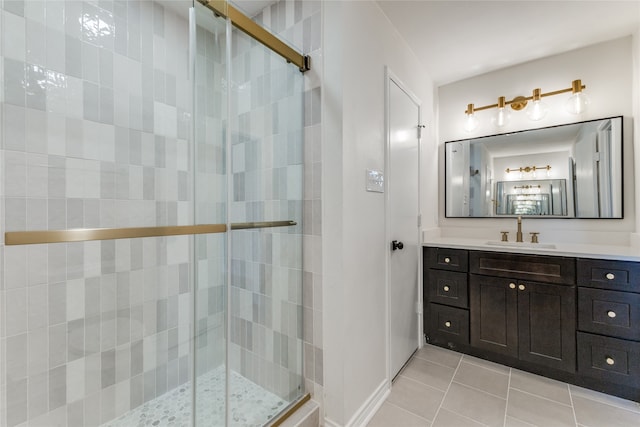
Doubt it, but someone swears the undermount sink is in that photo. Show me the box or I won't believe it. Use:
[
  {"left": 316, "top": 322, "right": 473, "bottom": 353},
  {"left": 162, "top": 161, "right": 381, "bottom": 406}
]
[{"left": 485, "top": 240, "right": 557, "bottom": 249}]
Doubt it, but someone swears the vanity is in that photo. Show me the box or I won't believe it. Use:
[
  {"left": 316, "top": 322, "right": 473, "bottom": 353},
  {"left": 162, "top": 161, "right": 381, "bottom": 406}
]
[{"left": 423, "top": 243, "right": 640, "bottom": 402}]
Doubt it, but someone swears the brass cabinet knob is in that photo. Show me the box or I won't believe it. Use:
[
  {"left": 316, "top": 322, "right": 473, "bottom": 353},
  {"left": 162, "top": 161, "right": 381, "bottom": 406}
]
[
  {"left": 444, "top": 321, "right": 452, "bottom": 328},
  {"left": 509, "top": 283, "right": 516, "bottom": 289},
  {"left": 518, "top": 284, "right": 526, "bottom": 291},
  {"left": 607, "top": 310, "right": 617, "bottom": 318},
  {"left": 443, "top": 285, "right": 450, "bottom": 292},
  {"left": 444, "top": 257, "right": 451, "bottom": 264},
  {"left": 606, "top": 273, "right": 615, "bottom": 280},
  {"left": 606, "top": 357, "right": 615, "bottom": 366}
]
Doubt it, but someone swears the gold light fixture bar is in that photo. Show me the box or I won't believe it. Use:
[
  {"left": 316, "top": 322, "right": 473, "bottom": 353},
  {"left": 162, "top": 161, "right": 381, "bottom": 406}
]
[
  {"left": 514, "top": 185, "right": 542, "bottom": 190},
  {"left": 505, "top": 165, "right": 551, "bottom": 173},
  {"left": 200, "top": 0, "right": 310, "bottom": 72},
  {"left": 465, "top": 80, "right": 586, "bottom": 114},
  {"left": 5, "top": 221, "right": 297, "bottom": 245}
]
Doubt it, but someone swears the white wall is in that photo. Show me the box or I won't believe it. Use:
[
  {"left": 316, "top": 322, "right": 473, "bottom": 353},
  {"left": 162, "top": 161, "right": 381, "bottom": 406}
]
[
  {"left": 322, "top": 1, "right": 435, "bottom": 425},
  {"left": 437, "top": 37, "right": 636, "bottom": 245},
  {"left": 634, "top": 26, "right": 640, "bottom": 247}
]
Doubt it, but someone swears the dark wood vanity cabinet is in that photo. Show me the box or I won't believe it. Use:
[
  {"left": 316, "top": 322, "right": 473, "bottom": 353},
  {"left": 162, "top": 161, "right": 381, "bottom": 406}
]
[
  {"left": 576, "top": 259, "right": 640, "bottom": 392},
  {"left": 469, "top": 251, "right": 576, "bottom": 373},
  {"left": 424, "top": 247, "right": 640, "bottom": 402},
  {"left": 424, "top": 248, "right": 470, "bottom": 348},
  {"left": 469, "top": 274, "right": 576, "bottom": 372}
]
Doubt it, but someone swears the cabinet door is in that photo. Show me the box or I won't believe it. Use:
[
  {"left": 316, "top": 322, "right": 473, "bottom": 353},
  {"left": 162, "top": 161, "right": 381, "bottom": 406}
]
[
  {"left": 470, "top": 274, "right": 518, "bottom": 358},
  {"left": 518, "top": 281, "right": 576, "bottom": 372}
]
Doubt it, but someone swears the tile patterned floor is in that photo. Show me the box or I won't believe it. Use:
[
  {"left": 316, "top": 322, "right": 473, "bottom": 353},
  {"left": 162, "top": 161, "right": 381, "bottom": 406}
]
[
  {"left": 368, "top": 344, "right": 640, "bottom": 427},
  {"left": 103, "top": 367, "right": 287, "bottom": 427}
]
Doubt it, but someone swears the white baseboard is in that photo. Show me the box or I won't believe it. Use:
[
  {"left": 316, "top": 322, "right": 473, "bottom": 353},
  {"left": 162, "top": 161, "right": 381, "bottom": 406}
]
[
  {"left": 323, "top": 380, "right": 390, "bottom": 427},
  {"left": 346, "top": 380, "right": 390, "bottom": 427}
]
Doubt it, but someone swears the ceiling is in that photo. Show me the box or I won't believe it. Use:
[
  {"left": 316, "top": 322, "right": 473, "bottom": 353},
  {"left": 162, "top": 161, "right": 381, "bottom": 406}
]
[
  {"left": 376, "top": 0, "right": 640, "bottom": 86},
  {"left": 228, "top": 1, "right": 640, "bottom": 87}
]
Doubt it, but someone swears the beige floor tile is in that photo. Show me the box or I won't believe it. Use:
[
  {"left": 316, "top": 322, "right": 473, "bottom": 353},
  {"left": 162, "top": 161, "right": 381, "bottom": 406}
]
[
  {"left": 367, "top": 402, "right": 431, "bottom": 427},
  {"left": 569, "top": 384, "right": 640, "bottom": 414},
  {"left": 572, "top": 395, "right": 640, "bottom": 427},
  {"left": 441, "top": 382, "right": 507, "bottom": 427},
  {"left": 462, "top": 354, "right": 511, "bottom": 375},
  {"left": 388, "top": 376, "right": 445, "bottom": 422},
  {"left": 401, "top": 357, "right": 456, "bottom": 392},
  {"left": 505, "top": 415, "right": 536, "bottom": 427},
  {"left": 506, "top": 389, "right": 576, "bottom": 427},
  {"left": 431, "top": 408, "right": 485, "bottom": 427},
  {"left": 453, "top": 361, "right": 509, "bottom": 398},
  {"left": 510, "top": 369, "right": 572, "bottom": 405},
  {"left": 414, "top": 345, "right": 462, "bottom": 369}
]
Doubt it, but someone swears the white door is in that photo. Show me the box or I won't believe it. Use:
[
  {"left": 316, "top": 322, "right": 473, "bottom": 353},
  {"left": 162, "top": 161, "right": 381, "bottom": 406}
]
[{"left": 387, "top": 72, "right": 421, "bottom": 379}]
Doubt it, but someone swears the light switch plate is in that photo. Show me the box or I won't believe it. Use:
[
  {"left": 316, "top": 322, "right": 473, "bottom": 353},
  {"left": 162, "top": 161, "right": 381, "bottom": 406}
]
[{"left": 366, "top": 169, "right": 384, "bottom": 193}]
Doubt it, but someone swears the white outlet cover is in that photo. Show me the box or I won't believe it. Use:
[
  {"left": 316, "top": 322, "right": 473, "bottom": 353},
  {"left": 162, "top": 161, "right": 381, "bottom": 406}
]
[{"left": 366, "top": 169, "right": 384, "bottom": 193}]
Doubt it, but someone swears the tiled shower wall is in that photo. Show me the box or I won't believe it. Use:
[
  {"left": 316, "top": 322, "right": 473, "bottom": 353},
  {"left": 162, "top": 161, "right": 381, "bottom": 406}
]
[{"left": 0, "top": 1, "right": 198, "bottom": 425}]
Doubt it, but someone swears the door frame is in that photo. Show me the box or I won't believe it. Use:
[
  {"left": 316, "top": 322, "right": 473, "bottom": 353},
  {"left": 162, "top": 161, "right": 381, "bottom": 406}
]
[{"left": 384, "top": 66, "right": 423, "bottom": 384}]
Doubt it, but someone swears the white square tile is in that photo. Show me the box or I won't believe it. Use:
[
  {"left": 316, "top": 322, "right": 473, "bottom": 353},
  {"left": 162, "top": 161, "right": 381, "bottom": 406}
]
[
  {"left": 66, "top": 278, "right": 85, "bottom": 321},
  {"left": 47, "top": 114, "right": 67, "bottom": 155},
  {"left": 4, "top": 11, "right": 26, "bottom": 61}
]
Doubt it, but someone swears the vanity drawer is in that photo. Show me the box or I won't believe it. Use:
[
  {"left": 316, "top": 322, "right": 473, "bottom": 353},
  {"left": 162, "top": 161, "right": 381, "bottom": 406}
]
[
  {"left": 425, "top": 247, "right": 468, "bottom": 272},
  {"left": 578, "top": 288, "right": 640, "bottom": 341},
  {"left": 470, "top": 251, "right": 575, "bottom": 285},
  {"left": 428, "top": 270, "right": 468, "bottom": 308},
  {"left": 577, "top": 332, "right": 640, "bottom": 388},
  {"left": 577, "top": 259, "right": 640, "bottom": 293},
  {"left": 428, "top": 303, "right": 469, "bottom": 345}
]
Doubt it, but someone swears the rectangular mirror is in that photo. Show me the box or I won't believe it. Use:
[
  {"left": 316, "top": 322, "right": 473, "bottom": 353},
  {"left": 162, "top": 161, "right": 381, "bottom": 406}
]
[{"left": 445, "top": 116, "right": 623, "bottom": 218}]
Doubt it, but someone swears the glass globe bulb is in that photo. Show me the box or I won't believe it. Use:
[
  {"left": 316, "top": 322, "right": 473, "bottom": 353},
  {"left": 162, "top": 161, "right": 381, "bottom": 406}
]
[
  {"left": 526, "top": 99, "right": 549, "bottom": 121},
  {"left": 463, "top": 113, "right": 479, "bottom": 132},
  {"left": 566, "top": 92, "right": 590, "bottom": 115},
  {"left": 491, "top": 107, "right": 511, "bottom": 127}
]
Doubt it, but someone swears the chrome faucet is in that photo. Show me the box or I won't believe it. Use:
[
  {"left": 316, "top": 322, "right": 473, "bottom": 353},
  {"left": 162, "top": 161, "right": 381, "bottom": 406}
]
[{"left": 516, "top": 215, "right": 523, "bottom": 242}]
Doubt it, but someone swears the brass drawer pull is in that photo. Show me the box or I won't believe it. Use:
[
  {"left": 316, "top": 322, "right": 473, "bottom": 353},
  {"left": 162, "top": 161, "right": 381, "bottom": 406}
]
[
  {"left": 444, "top": 321, "right": 452, "bottom": 328},
  {"left": 607, "top": 310, "right": 617, "bottom": 318},
  {"left": 444, "top": 257, "right": 451, "bottom": 264},
  {"left": 606, "top": 357, "right": 615, "bottom": 366},
  {"left": 509, "top": 283, "right": 516, "bottom": 289},
  {"left": 606, "top": 273, "right": 615, "bottom": 280},
  {"left": 518, "top": 284, "right": 526, "bottom": 291},
  {"left": 443, "top": 286, "right": 450, "bottom": 292}
]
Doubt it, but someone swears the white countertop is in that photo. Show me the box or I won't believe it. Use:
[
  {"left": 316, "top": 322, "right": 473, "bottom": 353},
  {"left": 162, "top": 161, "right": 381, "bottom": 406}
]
[{"left": 423, "top": 236, "right": 640, "bottom": 262}]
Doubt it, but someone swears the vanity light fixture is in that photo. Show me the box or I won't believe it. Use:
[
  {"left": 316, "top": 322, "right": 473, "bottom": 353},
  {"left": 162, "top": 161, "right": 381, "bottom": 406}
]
[
  {"left": 464, "top": 103, "right": 480, "bottom": 132},
  {"left": 505, "top": 165, "right": 551, "bottom": 177},
  {"left": 463, "top": 79, "right": 587, "bottom": 131},
  {"left": 566, "top": 79, "right": 590, "bottom": 114},
  {"left": 491, "top": 96, "right": 511, "bottom": 127}
]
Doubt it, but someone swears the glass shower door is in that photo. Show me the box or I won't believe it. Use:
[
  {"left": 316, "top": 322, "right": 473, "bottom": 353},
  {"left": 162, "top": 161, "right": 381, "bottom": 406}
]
[
  {"left": 226, "top": 22, "right": 305, "bottom": 426},
  {"left": 192, "top": 1, "right": 305, "bottom": 425},
  {"left": 192, "top": 4, "right": 229, "bottom": 426}
]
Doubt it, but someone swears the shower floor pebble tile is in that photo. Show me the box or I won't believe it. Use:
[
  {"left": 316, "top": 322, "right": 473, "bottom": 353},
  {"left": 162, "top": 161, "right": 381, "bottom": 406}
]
[{"left": 103, "top": 368, "right": 287, "bottom": 427}]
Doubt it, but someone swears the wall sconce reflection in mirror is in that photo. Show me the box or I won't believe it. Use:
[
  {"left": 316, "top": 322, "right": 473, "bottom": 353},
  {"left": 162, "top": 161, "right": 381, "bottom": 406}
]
[{"left": 463, "top": 79, "right": 589, "bottom": 132}]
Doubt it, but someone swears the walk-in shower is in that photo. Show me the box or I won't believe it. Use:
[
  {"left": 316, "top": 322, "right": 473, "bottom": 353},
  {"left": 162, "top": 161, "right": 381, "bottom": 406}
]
[{"left": 0, "top": 0, "right": 308, "bottom": 425}]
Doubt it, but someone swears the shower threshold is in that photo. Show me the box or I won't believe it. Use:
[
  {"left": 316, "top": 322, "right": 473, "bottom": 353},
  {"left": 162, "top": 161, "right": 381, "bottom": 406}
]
[{"left": 102, "top": 367, "right": 287, "bottom": 427}]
